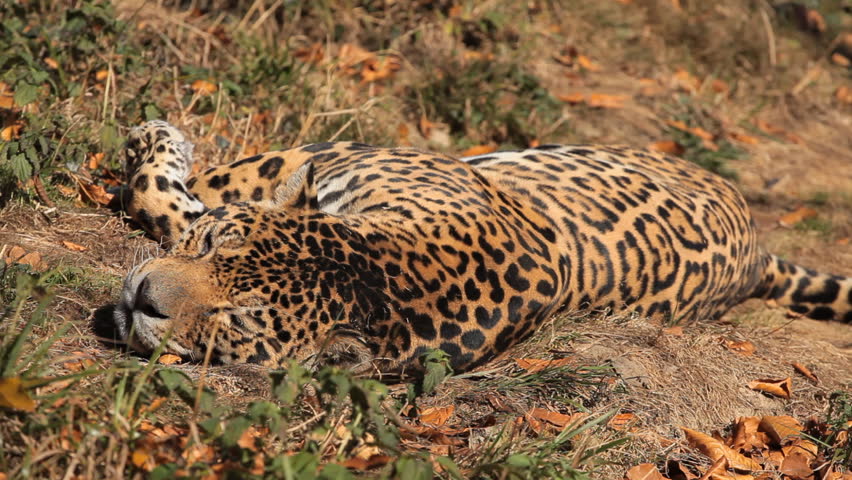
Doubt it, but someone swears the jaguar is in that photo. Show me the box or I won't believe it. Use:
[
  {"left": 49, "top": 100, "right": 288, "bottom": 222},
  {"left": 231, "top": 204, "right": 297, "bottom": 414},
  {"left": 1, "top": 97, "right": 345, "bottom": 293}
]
[{"left": 111, "top": 120, "right": 852, "bottom": 373}]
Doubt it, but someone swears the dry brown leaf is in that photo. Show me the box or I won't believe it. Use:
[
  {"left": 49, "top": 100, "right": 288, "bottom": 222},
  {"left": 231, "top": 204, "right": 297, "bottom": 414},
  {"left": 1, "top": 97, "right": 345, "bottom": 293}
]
[
  {"left": 831, "top": 53, "right": 851, "bottom": 67},
  {"left": 1, "top": 123, "right": 22, "bottom": 141},
  {"left": 666, "top": 121, "right": 718, "bottom": 150},
  {"left": 730, "top": 417, "right": 768, "bottom": 451},
  {"left": 779, "top": 448, "right": 813, "bottom": 478},
  {"left": 748, "top": 378, "right": 792, "bottom": 399},
  {"left": 0, "top": 377, "right": 36, "bottom": 412},
  {"left": 586, "top": 93, "right": 627, "bottom": 109},
  {"left": 514, "top": 357, "right": 574, "bottom": 373},
  {"left": 699, "top": 455, "right": 729, "bottom": 480},
  {"left": 418, "top": 115, "right": 434, "bottom": 137},
  {"left": 4, "top": 245, "right": 48, "bottom": 271},
  {"left": 419, "top": 405, "right": 454, "bottom": 427},
  {"left": 182, "top": 443, "right": 215, "bottom": 464},
  {"left": 338, "top": 43, "right": 375, "bottom": 72},
  {"left": 79, "top": 182, "right": 114, "bottom": 206},
  {"left": 62, "top": 351, "right": 95, "bottom": 372},
  {"left": 608, "top": 412, "right": 636, "bottom": 431},
  {"left": 61, "top": 241, "right": 88, "bottom": 252},
  {"left": 662, "top": 326, "right": 683, "bottom": 336},
  {"left": 293, "top": 43, "right": 324, "bottom": 64},
  {"left": 529, "top": 407, "right": 579, "bottom": 428},
  {"left": 190, "top": 79, "right": 217, "bottom": 95},
  {"left": 791, "top": 362, "right": 818, "bottom": 383},
  {"left": 576, "top": 55, "right": 601, "bottom": 72},
  {"left": 131, "top": 448, "right": 153, "bottom": 471},
  {"left": 557, "top": 92, "right": 586, "bottom": 104},
  {"left": 360, "top": 55, "right": 401, "bottom": 83},
  {"left": 237, "top": 426, "right": 264, "bottom": 452},
  {"left": 724, "top": 340, "right": 755, "bottom": 356},
  {"left": 341, "top": 454, "right": 392, "bottom": 471},
  {"left": 672, "top": 68, "right": 700, "bottom": 93},
  {"left": 778, "top": 207, "right": 817, "bottom": 227},
  {"left": 158, "top": 354, "right": 182, "bottom": 365},
  {"left": 727, "top": 132, "right": 758, "bottom": 145},
  {"left": 461, "top": 145, "right": 497, "bottom": 157},
  {"left": 681, "top": 427, "right": 761, "bottom": 472},
  {"left": 835, "top": 86, "right": 852, "bottom": 104},
  {"left": 647, "top": 141, "right": 685, "bottom": 156},
  {"left": 625, "top": 463, "right": 669, "bottom": 480},
  {"left": 710, "top": 79, "right": 729, "bottom": 95},
  {"left": 87, "top": 152, "right": 105, "bottom": 170},
  {"left": 0, "top": 94, "right": 13, "bottom": 109},
  {"left": 759, "top": 415, "right": 803, "bottom": 444}
]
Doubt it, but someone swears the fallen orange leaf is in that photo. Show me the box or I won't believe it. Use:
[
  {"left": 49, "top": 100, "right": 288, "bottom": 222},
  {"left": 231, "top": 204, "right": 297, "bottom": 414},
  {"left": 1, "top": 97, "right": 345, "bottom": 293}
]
[
  {"left": 728, "top": 132, "right": 758, "bottom": 145},
  {"left": 1, "top": 123, "right": 22, "bottom": 141},
  {"left": 61, "top": 241, "right": 88, "bottom": 252},
  {"left": 95, "top": 69, "right": 109, "bottom": 82},
  {"left": 556, "top": 92, "right": 586, "bottom": 104},
  {"left": 779, "top": 448, "right": 814, "bottom": 478},
  {"left": 293, "top": 42, "right": 324, "bottom": 64},
  {"left": 576, "top": 55, "right": 601, "bottom": 72},
  {"left": 730, "top": 416, "right": 769, "bottom": 451},
  {"left": 748, "top": 377, "right": 792, "bottom": 399},
  {"left": 4, "top": 245, "right": 48, "bottom": 272},
  {"left": 62, "top": 351, "right": 95, "bottom": 372},
  {"left": 662, "top": 326, "right": 683, "bottom": 336},
  {"left": 759, "top": 415, "right": 803, "bottom": 444},
  {"left": 158, "top": 354, "right": 182, "bottom": 365},
  {"left": 831, "top": 52, "right": 850, "bottom": 67},
  {"left": 586, "top": 93, "right": 627, "bottom": 109},
  {"left": 778, "top": 207, "right": 817, "bottom": 228},
  {"left": 681, "top": 427, "right": 761, "bottom": 472},
  {"left": 835, "top": 86, "right": 852, "bottom": 104},
  {"left": 672, "top": 68, "right": 700, "bottom": 93},
  {"left": 341, "top": 454, "right": 392, "bottom": 471},
  {"left": 0, "top": 377, "right": 36, "bottom": 412},
  {"left": 79, "top": 182, "right": 114, "bottom": 206},
  {"left": 191, "top": 79, "right": 217, "bottom": 95},
  {"left": 608, "top": 412, "right": 636, "bottom": 431},
  {"left": 710, "top": 79, "right": 729, "bottom": 95},
  {"left": 514, "top": 357, "right": 574, "bottom": 374},
  {"left": 625, "top": 463, "right": 669, "bottom": 480},
  {"left": 647, "top": 141, "right": 685, "bottom": 156},
  {"left": 419, "top": 405, "right": 454, "bottom": 427},
  {"left": 724, "top": 339, "right": 755, "bottom": 356},
  {"left": 791, "top": 362, "right": 818, "bottom": 383},
  {"left": 529, "top": 407, "right": 579, "bottom": 428},
  {"left": 461, "top": 145, "right": 497, "bottom": 157},
  {"left": 87, "top": 152, "right": 105, "bottom": 170}
]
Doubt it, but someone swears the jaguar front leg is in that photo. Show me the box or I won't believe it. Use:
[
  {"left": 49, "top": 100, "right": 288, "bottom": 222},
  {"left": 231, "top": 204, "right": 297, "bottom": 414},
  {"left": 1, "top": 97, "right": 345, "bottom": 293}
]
[{"left": 122, "top": 120, "right": 207, "bottom": 247}]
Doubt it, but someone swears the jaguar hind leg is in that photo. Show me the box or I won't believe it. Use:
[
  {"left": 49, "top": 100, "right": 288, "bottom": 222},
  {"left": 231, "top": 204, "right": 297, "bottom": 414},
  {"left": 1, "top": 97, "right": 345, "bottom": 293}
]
[{"left": 122, "top": 120, "right": 207, "bottom": 247}]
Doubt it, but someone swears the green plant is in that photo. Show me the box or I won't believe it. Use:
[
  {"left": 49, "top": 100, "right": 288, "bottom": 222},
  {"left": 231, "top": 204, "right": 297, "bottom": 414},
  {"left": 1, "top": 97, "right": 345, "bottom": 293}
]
[{"left": 823, "top": 391, "right": 852, "bottom": 467}]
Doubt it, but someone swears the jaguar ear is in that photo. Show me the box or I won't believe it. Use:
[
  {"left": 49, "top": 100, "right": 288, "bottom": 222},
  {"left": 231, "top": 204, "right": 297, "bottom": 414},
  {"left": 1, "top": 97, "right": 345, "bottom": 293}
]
[{"left": 273, "top": 162, "right": 319, "bottom": 209}]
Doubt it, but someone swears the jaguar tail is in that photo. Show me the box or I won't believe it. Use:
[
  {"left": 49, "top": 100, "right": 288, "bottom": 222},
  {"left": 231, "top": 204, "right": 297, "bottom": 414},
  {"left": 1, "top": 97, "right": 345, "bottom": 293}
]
[{"left": 752, "top": 254, "right": 852, "bottom": 323}]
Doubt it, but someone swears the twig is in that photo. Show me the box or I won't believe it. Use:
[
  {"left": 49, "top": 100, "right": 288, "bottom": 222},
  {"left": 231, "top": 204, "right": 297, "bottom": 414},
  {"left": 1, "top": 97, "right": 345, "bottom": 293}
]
[
  {"left": 760, "top": 8, "right": 777, "bottom": 68},
  {"left": 32, "top": 175, "right": 55, "bottom": 207}
]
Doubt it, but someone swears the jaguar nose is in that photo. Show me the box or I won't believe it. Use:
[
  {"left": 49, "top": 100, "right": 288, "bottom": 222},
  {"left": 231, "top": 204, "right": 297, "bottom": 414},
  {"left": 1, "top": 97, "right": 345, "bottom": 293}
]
[{"left": 134, "top": 277, "right": 169, "bottom": 319}]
